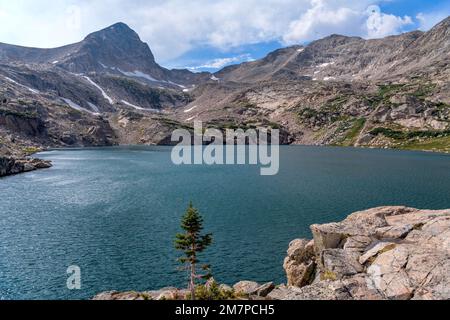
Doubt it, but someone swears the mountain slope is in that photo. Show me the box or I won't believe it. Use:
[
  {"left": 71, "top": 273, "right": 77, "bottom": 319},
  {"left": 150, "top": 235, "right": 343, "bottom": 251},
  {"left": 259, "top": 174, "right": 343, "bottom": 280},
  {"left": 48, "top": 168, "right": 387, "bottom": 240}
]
[
  {"left": 217, "top": 16, "right": 450, "bottom": 84},
  {"left": 185, "top": 16, "right": 450, "bottom": 151},
  {"left": 0, "top": 22, "right": 210, "bottom": 87},
  {"left": 1, "top": 17, "right": 449, "bottom": 163}
]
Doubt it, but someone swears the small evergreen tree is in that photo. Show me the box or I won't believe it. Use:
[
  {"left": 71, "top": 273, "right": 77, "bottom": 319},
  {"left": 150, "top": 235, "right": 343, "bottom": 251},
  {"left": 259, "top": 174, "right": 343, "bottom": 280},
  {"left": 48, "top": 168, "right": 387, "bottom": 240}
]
[{"left": 175, "top": 202, "right": 213, "bottom": 300}]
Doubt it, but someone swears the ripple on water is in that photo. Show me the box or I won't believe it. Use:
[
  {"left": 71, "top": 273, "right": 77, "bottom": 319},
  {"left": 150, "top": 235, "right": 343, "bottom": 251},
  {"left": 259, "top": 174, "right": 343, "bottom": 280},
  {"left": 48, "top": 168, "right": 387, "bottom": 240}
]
[{"left": 1, "top": 146, "right": 449, "bottom": 299}]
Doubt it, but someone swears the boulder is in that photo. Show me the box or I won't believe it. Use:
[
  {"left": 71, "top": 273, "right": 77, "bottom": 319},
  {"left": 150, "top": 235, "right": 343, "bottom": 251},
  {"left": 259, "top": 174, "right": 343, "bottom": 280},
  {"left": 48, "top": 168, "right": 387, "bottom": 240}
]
[
  {"left": 268, "top": 282, "right": 351, "bottom": 300},
  {"left": 233, "top": 281, "right": 260, "bottom": 296},
  {"left": 31, "top": 158, "right": 52, "bottom": 169},
  {"left": 93, "top": 291, "right": 150, "bottom": 300},
  {"left": 255, "top": 282, "right": 275, "bottom": 297},
  {"left": 343, "top": 235, "right": 373, "bottom": 253},
  {"left": 321, "top": 249, "right": 363, "bottom": 279},
  {"left": 367, "top": 246, "right": 413, "bottom": 300},
  {"left": 266, "top": 286, "right": 294, "bottom": 300},
  {"left": 283, "top": 239, "right": 316, "bottom": 287},
  {"left": 144, "top": 287, "right": 188, "bottom": 300},
  {"left": 23, "top": 162, "right": 35, "bottom": 172},
  {"left": 359, "top": 242, "right": 396, "bottom": 265},
  {"left": 375, "top": 225, "right": 413, "bottom": 239}
]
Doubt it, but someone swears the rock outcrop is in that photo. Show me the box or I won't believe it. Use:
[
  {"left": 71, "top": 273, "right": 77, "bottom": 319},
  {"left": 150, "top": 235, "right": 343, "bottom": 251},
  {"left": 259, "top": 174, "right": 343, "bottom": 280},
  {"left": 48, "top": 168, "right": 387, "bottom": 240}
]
[
  {"left": 93, "top": 288, "right": 189, "bottom": 301},
  {"left": 0, "top": 156, "right": 52, "bottom": 177},
  {"left": 233, "top": 281, "right": 276, "bottom": 298},
  {"left": 283, "top": 239, "right": 316, "bottom": 287},
  {"left": 275, "top": 206, "right": 450, "bottom": 300},
  {"left": 94, "top": 206, "right": 450, "bottom": 301}
]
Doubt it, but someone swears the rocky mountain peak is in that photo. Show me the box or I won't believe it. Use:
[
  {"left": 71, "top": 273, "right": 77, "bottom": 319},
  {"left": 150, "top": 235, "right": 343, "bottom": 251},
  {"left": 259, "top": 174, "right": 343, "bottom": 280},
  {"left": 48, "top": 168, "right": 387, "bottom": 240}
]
[
  {"left": 308, "top": 34, "right": 362, "bottom": 51},
  {"left": 60, "top": 22, "right": 157, "bottom": 74},
  {"left": 83, "top": 22, "right": 147, "bottom": 51}
]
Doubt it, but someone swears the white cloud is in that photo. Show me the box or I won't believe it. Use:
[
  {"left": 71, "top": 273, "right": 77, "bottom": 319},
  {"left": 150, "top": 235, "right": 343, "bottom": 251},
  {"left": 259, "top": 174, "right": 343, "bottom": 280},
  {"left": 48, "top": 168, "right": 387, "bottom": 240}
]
[
  {"left": 366, "top": 7, "right": 413, "bottom": 38},
  {"left": 283, "top": 1, "right": 413, "bottom": 44},
  {"left": 0, "top": 0, "right": 430, "bottom": 63},
  {"left": 283, "top": 0, "right": 364, "bottom": 44},
  {"left": 416, "top": 12, "right": 449, "bottom": 31},
  {"left": 189, "top": 54, "right": 254, "bottom": 70}
]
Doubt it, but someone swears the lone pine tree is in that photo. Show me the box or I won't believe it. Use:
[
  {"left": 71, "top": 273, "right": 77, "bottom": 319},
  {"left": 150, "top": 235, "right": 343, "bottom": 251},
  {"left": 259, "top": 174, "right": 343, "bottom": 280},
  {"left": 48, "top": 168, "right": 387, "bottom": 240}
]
[{"left": 175, "top": 202, "right": 213, "bottom": 300}]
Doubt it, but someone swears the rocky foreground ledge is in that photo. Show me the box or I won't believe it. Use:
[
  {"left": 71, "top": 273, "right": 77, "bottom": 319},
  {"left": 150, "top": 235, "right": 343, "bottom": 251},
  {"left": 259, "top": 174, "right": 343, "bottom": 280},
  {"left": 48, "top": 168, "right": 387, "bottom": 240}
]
[
  {"left": 0, "top": 156, "right": 52, "bottom": 177},
  {"left": 94, "top": 206, "right": 450, "bottom": 301}
]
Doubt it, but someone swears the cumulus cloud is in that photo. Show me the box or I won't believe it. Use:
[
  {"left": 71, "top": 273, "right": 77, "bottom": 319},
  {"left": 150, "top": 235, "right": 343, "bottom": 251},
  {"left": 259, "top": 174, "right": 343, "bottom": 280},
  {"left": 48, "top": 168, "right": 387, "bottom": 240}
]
[
  {"left": 283, "top": 0, "right": 364, "bottom": 44},
  {"left": 283, "top": 1, "right": 413, "bottom": 44},
  {"left": 0, "top": 0, "right": 426, "bottom": 63},
  {"left": 365, "top": 5, "right": 413, "bottom": 38}
]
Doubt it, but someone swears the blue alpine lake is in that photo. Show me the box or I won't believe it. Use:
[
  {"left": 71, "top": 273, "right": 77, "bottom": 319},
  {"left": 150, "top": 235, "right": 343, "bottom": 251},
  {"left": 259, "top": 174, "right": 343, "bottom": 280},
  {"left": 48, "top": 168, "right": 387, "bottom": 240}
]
[{"left": 0, "top": 146, "right": 449, "bottom": 300}]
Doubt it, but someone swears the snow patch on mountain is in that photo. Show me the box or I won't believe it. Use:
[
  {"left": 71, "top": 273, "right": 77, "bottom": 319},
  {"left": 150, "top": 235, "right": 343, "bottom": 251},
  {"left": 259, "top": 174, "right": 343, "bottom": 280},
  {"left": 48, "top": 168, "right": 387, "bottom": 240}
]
[
  {"left": 3, "top": 76, "right": 40, "bottom": 94},
  {"left": 99, "top": 63, "right": 186, "bottom": 88},
  {"left": 318, "top": 62, "right": 335, "bottom": 68},
  {"left": 117, "top": 69, "right": 158, "bottom": 82},
  {"left": 82, "top": 76, "right": 114, "bottom": 104},
  {"left": 61, "top": 98, "right": 97, "bottom": 114},
  {"left": 87, "top": 102, "right": 100, "bottom": 113},
  {"left": 184, "top": 105, "right": 197, "bottom": 113},
  {"left": 121, "top": 100, "right": 144, "bottom": 110},
  {"left": 121, "top": 100, "right": 161, "bottom": 113}
]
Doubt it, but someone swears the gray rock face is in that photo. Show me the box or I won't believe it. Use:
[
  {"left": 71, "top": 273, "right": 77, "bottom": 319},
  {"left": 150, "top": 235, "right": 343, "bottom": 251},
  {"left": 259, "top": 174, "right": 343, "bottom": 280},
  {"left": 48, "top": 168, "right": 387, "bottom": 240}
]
[{"left": 280, "top": 207, "right": 450, "bottom": 300}]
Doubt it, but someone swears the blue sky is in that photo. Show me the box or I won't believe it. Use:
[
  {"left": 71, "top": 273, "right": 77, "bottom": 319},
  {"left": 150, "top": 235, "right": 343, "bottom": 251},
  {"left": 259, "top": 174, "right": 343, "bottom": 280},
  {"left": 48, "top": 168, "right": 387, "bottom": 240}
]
[{"left": 0, "top": 0, "right": 449, "bottom": 72}]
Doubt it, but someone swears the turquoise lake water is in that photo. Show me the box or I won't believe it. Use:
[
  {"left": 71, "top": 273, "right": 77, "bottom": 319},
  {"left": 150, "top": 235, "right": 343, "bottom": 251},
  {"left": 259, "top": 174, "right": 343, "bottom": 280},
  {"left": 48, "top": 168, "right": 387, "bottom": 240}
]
[{"left": 0, "top": 146, "right": 449, "bottom": 299}]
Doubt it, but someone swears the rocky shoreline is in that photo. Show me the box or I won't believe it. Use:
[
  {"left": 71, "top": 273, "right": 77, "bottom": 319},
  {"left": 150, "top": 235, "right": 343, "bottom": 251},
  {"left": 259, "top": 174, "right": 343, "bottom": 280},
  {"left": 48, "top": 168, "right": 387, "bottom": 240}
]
[
  {"left": 94, "top": 206, "right": 450, "bottom": 300},
  {"left": 0, "top": 156, "right": 52, "bottom": 177}
]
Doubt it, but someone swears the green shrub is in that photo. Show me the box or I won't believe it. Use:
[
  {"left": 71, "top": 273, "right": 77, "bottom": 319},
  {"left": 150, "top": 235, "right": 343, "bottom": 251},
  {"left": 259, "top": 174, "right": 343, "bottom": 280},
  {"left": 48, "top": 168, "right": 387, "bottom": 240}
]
[
  {"left": 321, "top": 270, "right": 337, "bottom": 281},
  {"left": 369, "top": 127, "right": 450, "bottom": 140},
  {"left": 191, "top": 281, "right": 235, "bottom": 301},
  {"left": 23, "top": 146, "right": 41, "bottom": 155},
  {"left": 340, "top": 118, "right": 366, "bottom": 146},
  {"left": 411, "top": 83, "right": 436, "bottom": 98}
]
